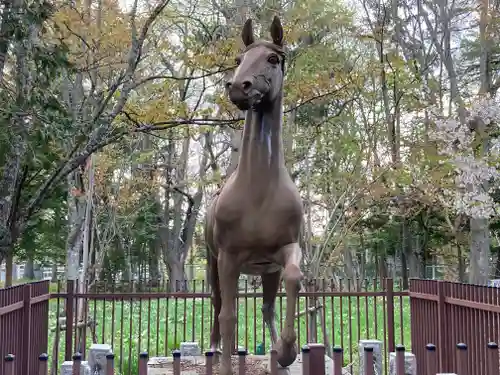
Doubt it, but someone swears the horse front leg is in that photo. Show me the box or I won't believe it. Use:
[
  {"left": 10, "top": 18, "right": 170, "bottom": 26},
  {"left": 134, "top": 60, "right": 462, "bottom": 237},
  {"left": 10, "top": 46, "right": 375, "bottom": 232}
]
[
  {"left": 274, "top": 242, "right": 303, "bottom": 367},
  {"left": 217, "top": 251, "right": 240, "bottom": 375}
]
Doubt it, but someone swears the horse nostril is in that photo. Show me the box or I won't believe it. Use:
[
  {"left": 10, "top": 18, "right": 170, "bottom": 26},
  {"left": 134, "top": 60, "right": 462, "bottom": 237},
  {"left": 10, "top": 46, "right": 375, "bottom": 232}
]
[
  {"left": 242, "top": 80, "right": 252, "bottom": 92},
  {"left": 225, "top": 81, "right": 232, "bottom": 90}
]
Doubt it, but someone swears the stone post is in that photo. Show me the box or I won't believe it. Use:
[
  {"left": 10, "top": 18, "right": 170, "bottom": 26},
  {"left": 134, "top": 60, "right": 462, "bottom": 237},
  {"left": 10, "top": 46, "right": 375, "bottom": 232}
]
[
  {"left": 89, "top": 343, "right": 112, "bottom": 375},
  {"left": 358, "top": 340, "right": 382, "bottom": 375},
  {"left": 60, "top": 361, "right": 91, "bottom": 375},
  {"left": 388, "top": 351, "right": 416, "bottom": 375},
  {"left": 180, "top": 342, "right": 200, "bottom": 356}
]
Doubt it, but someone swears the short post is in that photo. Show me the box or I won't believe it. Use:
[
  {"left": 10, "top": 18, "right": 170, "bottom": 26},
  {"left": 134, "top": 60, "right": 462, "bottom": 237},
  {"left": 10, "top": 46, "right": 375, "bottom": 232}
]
[
  {"left": 4, "top": 354, "right": 15, "bottom": 375},
  {"left": 395, "top": 345, "right": 405, "bottom": 375},
  {"left": 487, "top": 342, "right": 499, "bottom": 375},
  {"left": 425, "top": 344, "right": 437, "bottom": 375},
  {"left": 364, "top": 347, "right": 374, "bottom": 375},
  {"left": 389, "top": 345, "right": 416, "bottom": 375},
  {"left": 238, "top": 348, "right": 247, "bottom": 375},
  {"left": 105, "top": 352, "right": 114, "bottom": 375},
  {"left": 172, "top": 350, "right": 181, "bottom": 375},
  {"left": 358, "top": 340, "right": 383, "bottom": 375},
  {"left": 139, "top": 352, "right": 149, "bottom": 375},
  {"left": 308, "top": 343, "right": 325, "bottom": 375},
  {"left": 301, "top": 345, "right": 310, "bottom": 375},
  {"left": 333, "top": 346, "right": 343, "bottom": 375},
  {"left": 270, "top": 348, "right": 278, "bottom": 375},
  {"left": 456, "top": 343, "right": 467, "bottom": 375},
  {"left": 205, "top": 351, "right": 214, "bottom": 375},
  {"left": 39, "top": 353, "right": 49, "bottom": 375},
  {"left": 72, "top": 353, "right": 82, "bottom": 375}
]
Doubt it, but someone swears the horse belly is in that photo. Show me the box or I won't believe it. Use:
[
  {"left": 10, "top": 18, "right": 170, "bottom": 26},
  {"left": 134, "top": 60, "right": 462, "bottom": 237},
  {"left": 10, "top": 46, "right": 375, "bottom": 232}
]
[{"left": 240, "top": 260, "right": 282, "bottom": 275}]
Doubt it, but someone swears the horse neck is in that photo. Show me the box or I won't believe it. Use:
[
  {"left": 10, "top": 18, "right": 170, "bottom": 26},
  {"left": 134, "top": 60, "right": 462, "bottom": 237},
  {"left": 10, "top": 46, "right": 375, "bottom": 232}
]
[{"left": 237, "top": 95, "right": 285, "bottom": 182}]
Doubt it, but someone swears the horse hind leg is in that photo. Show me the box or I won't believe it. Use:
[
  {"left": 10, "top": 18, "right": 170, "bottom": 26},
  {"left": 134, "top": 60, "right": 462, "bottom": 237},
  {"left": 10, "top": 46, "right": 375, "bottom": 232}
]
[
  {"left": 261, "top": 271, "right": 281, "bottom": 347},
  {"left": 209, "top": 248, "right": 221, "bottom": 352}
]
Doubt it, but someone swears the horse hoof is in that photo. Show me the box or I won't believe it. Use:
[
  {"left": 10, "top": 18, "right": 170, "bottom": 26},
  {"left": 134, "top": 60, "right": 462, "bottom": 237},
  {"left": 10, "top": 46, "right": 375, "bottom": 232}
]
[{"left": 275, "top": 338, "right": 297, "bottom": 368}]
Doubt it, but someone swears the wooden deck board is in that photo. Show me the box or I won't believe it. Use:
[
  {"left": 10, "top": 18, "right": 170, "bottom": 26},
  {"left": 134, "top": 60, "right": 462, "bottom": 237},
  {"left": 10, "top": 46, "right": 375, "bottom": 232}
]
[{"left": 147, "top": 353, "right": 333, "bottom": 375}]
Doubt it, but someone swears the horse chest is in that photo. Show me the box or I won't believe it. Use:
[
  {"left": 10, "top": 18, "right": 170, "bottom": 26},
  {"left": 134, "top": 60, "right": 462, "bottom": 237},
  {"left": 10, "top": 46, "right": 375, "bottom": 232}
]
[{"left": 214, "top": 187, "right": 302, "bottom": 249}]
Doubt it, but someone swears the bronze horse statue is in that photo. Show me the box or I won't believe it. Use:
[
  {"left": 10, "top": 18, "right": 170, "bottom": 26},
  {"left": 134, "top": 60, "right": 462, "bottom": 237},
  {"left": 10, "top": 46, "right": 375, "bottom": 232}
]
[{"left": 204, "top": 16, "right": 304, "bottom": 375}]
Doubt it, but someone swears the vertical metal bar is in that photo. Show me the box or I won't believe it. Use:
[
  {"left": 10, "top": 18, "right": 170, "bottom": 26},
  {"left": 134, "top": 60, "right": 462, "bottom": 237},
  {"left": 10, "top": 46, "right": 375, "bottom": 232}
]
[
  {"left": 386, "top": 278, "right": 395, "bottom": 353},
  {"left": 395, "top": 345, "right": 405, "bottom": 375},
  {"left": 270, "top": 348, "right": 278, "bottom": 375},
  {"left": 456, "top": 343, "right": 467, "bottom": 375},
  {"left": 72, "top": 353, "right": 82, "bottom": 375},
  {"left": 205, "top": 351, "right": 214, "bottom": 375},
  {"left": 238, "top": 348, "right": 247, "bottom": 375},
  {"left": 173, "top": 350, "right": 181, "bottom": 375},
  {"left": 487, "top": 342, "right": 499, "bottom": 375},
  {"left": 139, "top": 351, "right": 149, "bottom": 375},
  {"left": 4, "top": 354, "right": 14, "bottom": 375},
  {"left": 106, "top": 352, "right": 115, "bottom": 375},
  {"left": 65, "top": 280, "right": 75, "bottom": 361},
  {"left": 426, "top": 343, "right": 437, "bottom": 375},
  {"left": 38, "top": 353, "right": 48, "bottom": 375},
  {"left": 333, "top": 346, "right": 343, "bottom": 375},
  {"left": 301, "top": 345, "right": 310, "bottom": 375},
  {"left": 364, "top": 347, "right": 374, "bottom": 375}
]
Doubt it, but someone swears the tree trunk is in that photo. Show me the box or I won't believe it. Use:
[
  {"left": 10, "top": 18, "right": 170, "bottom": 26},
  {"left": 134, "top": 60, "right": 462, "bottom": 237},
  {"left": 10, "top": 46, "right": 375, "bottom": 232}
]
[
  {"left": 469, "top": 218, "right": 490, "bottom": 284},
  {"left": 24, "top": 257, "right": 35, "bottom": 279},
  {"left": 5, "top": 254, "right": 13, "bottom": 286},
  {"left": 168, "top": 260, "right": 187, "bottom": 292}
]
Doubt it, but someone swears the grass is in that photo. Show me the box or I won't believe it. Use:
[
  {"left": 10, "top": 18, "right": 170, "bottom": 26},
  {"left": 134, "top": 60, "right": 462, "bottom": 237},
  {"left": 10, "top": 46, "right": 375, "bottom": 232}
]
[{"left": 48, "top": 293, "right": 411, "bottom": 375}]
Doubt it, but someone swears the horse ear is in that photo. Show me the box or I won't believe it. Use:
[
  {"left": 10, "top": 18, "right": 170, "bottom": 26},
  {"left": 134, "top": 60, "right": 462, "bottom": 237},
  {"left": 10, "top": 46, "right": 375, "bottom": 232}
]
[
  {"left": 270, "top": 16, "right": 283, "bottom": 46},
  {"left": 241, "top": 19, "right": 255, "bottom": 47}
]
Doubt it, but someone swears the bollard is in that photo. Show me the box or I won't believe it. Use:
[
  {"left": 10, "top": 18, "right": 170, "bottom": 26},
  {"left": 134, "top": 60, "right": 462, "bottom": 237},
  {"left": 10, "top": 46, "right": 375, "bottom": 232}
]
[
  {"left": 270, "top": 348, "right": 278, "bottom": 375},
  {"left": 38, "top": 353, "right": 48, "bottom": 375},
  {"left": 425, "top": 344, "right": 437, "bottom": 375},
  {"left": 487, "top": 342, "right": 499, "bottom": 375},
  {"left": 205, "top": 351, "right": 214, "bottom": 375},
  {"left": 139, "top": 352, "right": 149, "bottom": 375},
  {"left": 395, "top": 345, "right": 405, "bottom": 375},
  {"left": 301, "top": 345, "right": 310, "bottom": 375},
  {"left": 364, "top": 347, "right": 374, "bottom": 375},
  {"left": 72, "top": 353, "right": 82, "bottom": 375},
  {"left": 4, "top": 354, "right": 15, "bottom": 375},
  {"left": 172, "top": 350, "right": 181, "bottom": 375},
  {"left": 333, "top": 346, "right": 343, "bottom": 375},
  {"left": 308, "top": 343, "right": 326, "bottom": 375},
  {"left": 238, "top": 348, "right": 247, "bottom": 375},
  {"left": 456, "top": 343, "right": 467, "bottom": 375},
  {"left": 105, "top": 352, "right": 114, "bottom": 375}
]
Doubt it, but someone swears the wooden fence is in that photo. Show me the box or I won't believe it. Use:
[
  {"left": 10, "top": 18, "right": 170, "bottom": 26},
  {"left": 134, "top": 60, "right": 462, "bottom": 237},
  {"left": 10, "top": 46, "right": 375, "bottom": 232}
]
[
  {"left": 409, "top": 279, "right": 500, "bottom": 375},
  {"left": 4, "top": 341, "right": 500, "bottom": 375},
  {"left": 0, "top": 281, "right": 50, "bottom": 375},
  {"left": 1, "top": 278, "right": 500, "bottom": 375}
]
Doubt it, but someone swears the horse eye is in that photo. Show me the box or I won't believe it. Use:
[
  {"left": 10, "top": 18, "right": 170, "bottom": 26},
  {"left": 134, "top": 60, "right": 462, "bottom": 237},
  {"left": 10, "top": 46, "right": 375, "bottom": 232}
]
[
  {"left": 268, "top": 55, "right": 279, "bottom": 64},
  {"left": 235, "top": 57, "right": 241, "bottom": 65}
]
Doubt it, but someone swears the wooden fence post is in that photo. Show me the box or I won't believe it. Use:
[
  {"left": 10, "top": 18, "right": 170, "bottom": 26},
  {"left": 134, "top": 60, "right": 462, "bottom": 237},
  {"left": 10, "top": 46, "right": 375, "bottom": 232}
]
[
  {"left": 436, "top": 281, "right": 446, "bottom": 372},
  {"left": 386, "top": 278, "right": 395, "bottom": 353},
  {"left": 426, "top": 343, "right": 437, "bottom": 375},
  {"left": 487, "top": 342, "right": 499, "bottom": 375},
  {"left": 65, "top": 280, "right": 75, "bottom": 361},
  {"left": 22, "top": 284, "right": 32, "bottom": 375},
  {"left": 38, "top": 353, "right": 48, "bottom": 375},
  {"left": 4, "top": 354, "right": 15, "bottom": 375}
]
